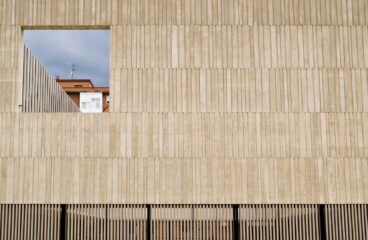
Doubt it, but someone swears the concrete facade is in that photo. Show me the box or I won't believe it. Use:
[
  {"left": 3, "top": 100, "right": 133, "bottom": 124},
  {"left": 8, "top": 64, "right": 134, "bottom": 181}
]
[{"left": 0, "top": 0, "right": 367, "bottom": 205}]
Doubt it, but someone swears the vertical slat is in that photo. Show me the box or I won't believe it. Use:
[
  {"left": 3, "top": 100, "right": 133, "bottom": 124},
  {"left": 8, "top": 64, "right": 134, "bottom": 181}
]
[{"left": 21, "top": 47, "right": 79, "bottom": 113}]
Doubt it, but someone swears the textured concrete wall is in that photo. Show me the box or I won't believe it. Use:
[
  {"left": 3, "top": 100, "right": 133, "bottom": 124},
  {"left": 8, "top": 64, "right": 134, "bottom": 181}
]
[{"left": 0, "top": 0, "right": 367, "bottom": 204}]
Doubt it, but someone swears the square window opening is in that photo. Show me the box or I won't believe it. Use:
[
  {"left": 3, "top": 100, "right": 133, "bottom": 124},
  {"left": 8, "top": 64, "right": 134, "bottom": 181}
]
[{"left": 22, "top": 28, "right": 110, "bottom": 113}]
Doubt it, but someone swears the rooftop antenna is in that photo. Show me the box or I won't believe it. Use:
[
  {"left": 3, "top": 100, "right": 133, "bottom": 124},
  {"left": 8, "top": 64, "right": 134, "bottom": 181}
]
[{"left": 67, "top": 63, "right": 78, "bottom": 79}]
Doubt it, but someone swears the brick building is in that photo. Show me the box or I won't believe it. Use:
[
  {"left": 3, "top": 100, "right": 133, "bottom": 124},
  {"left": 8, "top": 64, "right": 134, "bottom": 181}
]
[{"left": 57, "top": 79, "right": 109, "bottom": 112}]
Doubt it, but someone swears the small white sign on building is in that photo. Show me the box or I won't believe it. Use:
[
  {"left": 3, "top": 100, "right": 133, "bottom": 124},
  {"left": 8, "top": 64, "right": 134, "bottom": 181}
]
[{"left": 80, "top": 92, "right": 103, "bottom": 113}]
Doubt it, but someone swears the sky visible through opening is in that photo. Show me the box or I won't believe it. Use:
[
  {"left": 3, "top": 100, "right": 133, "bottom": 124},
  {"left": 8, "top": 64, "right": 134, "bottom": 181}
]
[{"left": 24, "top": 30, "right": 110, "bottom": 87}]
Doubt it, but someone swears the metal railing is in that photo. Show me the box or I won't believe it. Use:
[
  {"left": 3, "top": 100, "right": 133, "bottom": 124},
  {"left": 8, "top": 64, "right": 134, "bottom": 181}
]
[{"left": 0, "top": 204, "right": 367, "bottom": 239}]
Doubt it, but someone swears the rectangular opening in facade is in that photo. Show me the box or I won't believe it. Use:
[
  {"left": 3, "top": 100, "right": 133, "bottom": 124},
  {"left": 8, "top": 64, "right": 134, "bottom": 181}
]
[{"left": 22, "top": 28, "right": 110, "bottom": 113}]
